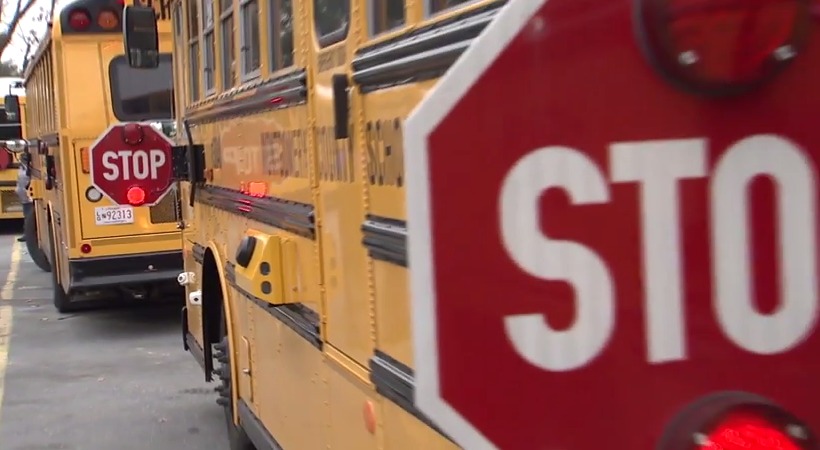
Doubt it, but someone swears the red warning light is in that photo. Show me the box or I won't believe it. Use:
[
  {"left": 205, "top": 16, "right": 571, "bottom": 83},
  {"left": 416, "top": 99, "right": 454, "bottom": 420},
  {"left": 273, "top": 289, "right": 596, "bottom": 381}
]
[
  {"left": 126, "top": 186, "right": 146, "bottom": 206},
  {"left": 68, "top": 9, "right": 92, "bottom": 31},
  {"left": 700, "top": 413, "right": 801, "bottom": 450},
  {"left": 636, "top": 0, "right": 812, "bottom": 96},
  {"left": 121, "top": 123, "right": 145, "bottom": 145},
  {"left": 80, "top": 243, "right": 92, "bottom": 254}
]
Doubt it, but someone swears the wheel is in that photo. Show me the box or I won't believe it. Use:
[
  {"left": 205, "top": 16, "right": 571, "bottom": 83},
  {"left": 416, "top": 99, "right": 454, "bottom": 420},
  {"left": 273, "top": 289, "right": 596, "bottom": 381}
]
[
  {"left": 214, "top": 318, "right": 255, "bottom": 450},
  {"left": 47, "top": 222, "right": 73, "bottom": 313},
  {"left": 24, "top": 207, "right": 51, "bottom": 272}
]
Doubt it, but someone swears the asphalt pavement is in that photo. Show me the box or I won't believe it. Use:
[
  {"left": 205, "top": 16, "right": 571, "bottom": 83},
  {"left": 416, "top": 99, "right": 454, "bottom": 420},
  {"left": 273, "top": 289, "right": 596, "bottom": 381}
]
[{"left": 0, "top": 221, "right": 228, "bottom": 450}]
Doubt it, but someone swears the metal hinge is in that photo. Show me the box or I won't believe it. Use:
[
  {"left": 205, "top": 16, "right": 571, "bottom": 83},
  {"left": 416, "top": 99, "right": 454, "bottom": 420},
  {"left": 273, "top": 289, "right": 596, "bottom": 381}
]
[{"left": 171, "top": 144, "right": 206, "bottom": 183}]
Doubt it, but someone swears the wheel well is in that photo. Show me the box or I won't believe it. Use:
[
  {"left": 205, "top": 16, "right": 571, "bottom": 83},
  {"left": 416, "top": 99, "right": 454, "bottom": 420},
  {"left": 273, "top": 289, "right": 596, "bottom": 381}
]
[{"left": 201, "top": 249, "right": 225, "bottom": 346}]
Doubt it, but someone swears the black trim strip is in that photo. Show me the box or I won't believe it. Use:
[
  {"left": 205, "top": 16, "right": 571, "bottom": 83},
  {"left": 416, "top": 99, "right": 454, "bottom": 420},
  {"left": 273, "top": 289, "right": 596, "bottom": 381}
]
[
  {"left": 362, "top": 216, "right": 407, "bottom": 267},
  {"left": 238, "top": 400, "right": 284, "bottom": 450},
  {"left": 225, "top": 262, "right": 322, "bottom": 349},
  {"left": 352, "top": 1, "right": 506, "bottom": 93},
  {"left": 370, "top": 350, "right": 452, "bottom": 441},
  {"left": 199, "top": 185, "right": 315, "bottom": 239},
  {"left": 186, "top": 70, "right": 308, "bottom": 125},
  {"left": 0, "top": 180, "right": 16, "bottom": 187},
  {"left": 192, "top": 242, "right": 206, "bottom": 264}
]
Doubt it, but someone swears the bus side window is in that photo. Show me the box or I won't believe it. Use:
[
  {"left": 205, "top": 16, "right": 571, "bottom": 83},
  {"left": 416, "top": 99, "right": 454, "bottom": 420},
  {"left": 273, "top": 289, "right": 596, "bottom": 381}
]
[
  {"left": 203, "top": 0, "right": 217, "bottom": 95},
  {"left": 268, "top": 0, "right": 294, "bottom": 72},
  {"left": 188, "top": 0, "right": 201, "bottom": 103},
  {"left": 428, "top": 0, "right": 474, "bottom": 15},
  {"left": 370, "top": 0, "right": 405, "bottom": 36},
  {"left": 314, "top": 0, "right": 349, "bottom": 47},
  {"left": 219, "top": 0, "right": 236, "bottom": 89},
  {"left": 239, "top": 0, "right": 261, "bottom": 80}
]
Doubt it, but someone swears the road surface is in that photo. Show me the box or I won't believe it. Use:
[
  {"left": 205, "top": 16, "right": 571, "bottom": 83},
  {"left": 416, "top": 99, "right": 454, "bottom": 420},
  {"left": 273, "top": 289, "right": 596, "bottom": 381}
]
[{"left": 0, "top": 223, "right": 228, "bottom": 450}]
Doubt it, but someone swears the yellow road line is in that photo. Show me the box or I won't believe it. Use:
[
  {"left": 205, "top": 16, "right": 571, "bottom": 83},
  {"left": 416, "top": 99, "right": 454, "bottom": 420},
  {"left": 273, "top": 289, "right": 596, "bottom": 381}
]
[{"left": 0, "top": 240, "right": 23, "bottom": 425}]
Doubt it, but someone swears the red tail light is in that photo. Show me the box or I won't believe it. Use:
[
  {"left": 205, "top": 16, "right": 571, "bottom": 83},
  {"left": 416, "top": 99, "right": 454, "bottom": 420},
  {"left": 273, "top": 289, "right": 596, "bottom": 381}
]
[
  {"left": 636, "top": 0, "right": 812, "bottom": 96},
  {"left": 700, "top": 413, "right": 801, "bottom": 450},
  {"left": 126, "top": 186, "right": 146, "bottom": 206},
  {"left": 97, "top": 10, "right": 119, "bottom": 30},
  {"left": 68, "top": 9, "right": 92, "bottom": 31},
  {"left": 80, "top": 243, "right": 92, "bottom": 254}
]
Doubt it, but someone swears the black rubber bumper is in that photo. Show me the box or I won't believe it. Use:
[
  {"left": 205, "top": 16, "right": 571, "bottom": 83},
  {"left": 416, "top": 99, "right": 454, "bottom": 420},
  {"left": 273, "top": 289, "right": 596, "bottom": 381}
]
[{"left": 68, "top": 250, "right": 183, "bottom": 289}]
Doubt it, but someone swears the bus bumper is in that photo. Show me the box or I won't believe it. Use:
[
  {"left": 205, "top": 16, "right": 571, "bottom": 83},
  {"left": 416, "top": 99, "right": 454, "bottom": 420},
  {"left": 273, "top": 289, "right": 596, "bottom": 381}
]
[{"left": 68, "top": 250, "right": 183, "bottom": 290}]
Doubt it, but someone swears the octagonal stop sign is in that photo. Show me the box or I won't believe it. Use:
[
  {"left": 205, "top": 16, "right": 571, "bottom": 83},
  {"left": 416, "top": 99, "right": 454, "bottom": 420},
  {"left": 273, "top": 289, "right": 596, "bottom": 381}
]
[
  {"left": 405, "top": 0, "right": 820, "bottom": 449},
  {"left": 89, "top": 122, "right": 174, "bottom": 206}
]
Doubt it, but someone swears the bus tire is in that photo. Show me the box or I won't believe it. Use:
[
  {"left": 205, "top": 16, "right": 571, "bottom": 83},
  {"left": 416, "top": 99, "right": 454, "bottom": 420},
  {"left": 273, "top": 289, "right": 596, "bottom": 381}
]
[
  {"left": 47, "top": 223, "right": 73, "bottom": 313},
  {"left": 214, "top": 329, "right": 255, "bottom": 450},
  {"left": 24, "top": 207, "right": 51, "bottom": 273}
]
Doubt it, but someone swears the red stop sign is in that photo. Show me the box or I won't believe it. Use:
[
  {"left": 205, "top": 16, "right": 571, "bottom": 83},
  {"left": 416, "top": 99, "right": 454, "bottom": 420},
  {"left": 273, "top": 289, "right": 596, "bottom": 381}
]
[
  {"left": 405, "top": 0, "right": 820, "bottom": 449},
  {"left": 89, "top": 122, "right": 174, "bottom": 206}
]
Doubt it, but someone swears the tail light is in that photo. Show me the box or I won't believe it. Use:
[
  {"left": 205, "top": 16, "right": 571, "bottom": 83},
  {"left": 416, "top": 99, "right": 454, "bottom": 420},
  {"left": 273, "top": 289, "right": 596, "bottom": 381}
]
[
  {"left": 659, "top": 392, "right": 815, "bottom": 450},
  {"left": 126, "top": 186, "right": 146, "bottom": 206},
  {"left": 68, "top": 9, "right": 92, "bottom": 31},
  {"left": 636, "top": 0, "right": 812, "bottom": 96}
]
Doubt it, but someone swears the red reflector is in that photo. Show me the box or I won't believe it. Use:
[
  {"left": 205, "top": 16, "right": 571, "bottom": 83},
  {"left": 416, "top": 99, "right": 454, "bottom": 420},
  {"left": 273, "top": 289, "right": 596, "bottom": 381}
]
[
  {"left": 701, "top": 413, "right": 801, "bottom": 450},
  {"left": 127, "top": 186, "right": 146, "bottom": 206},
  {"left": 68, "top": 9, "right": 91, "bottom": 31},
  {"left": 637, "top": 0, "right": 811, "bottom": 95},
  {"left": 80, "top": 243, "right": 92, "bottom": 254}
]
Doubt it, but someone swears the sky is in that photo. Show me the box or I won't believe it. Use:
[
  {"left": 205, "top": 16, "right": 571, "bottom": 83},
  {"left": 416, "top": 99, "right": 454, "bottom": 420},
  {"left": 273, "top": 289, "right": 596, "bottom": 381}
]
[{"left": 2, "top": 0, "right": 71, "bottom": 67}]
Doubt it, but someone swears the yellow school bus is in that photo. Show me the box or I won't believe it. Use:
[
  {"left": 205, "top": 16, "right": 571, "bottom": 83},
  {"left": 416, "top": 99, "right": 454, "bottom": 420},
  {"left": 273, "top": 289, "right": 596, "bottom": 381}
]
[
  {"left": 7, "top": 0, "right": 183, "bottom": 313},
  {"left": 124, "top": 0, "right": 496, "bottom": 448},
  {"left": 0, "top": 78, "right": 28, "bottom": 221}
]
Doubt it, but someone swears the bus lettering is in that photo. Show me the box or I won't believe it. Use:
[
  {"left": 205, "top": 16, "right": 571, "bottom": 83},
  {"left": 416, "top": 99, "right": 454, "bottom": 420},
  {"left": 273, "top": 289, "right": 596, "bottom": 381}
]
[{"left": 101, "top": 149, "right": 167, "bottom": 181}]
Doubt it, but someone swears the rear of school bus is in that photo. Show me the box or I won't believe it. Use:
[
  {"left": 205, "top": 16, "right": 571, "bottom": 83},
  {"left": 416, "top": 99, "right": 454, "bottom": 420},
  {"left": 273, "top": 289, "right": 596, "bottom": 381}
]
[
  {"left": 0, "top": 79, "right": 28, "bottom": 221},
  {"left": 24, "top": 0, "right": 181, "bottom": 313}
]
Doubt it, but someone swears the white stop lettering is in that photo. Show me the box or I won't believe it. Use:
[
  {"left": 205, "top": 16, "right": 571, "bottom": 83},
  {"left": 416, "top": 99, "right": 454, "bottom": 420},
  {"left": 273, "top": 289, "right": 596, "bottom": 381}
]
[{"left": 101, "top": 149, "right": 166, "bottom": 181}]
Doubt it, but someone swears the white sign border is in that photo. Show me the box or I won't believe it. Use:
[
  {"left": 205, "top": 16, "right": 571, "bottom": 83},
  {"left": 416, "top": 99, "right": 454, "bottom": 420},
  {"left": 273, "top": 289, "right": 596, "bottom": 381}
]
[
  {"left": 87, "top": 121, "right": 177, "bottom": 207},
  {"left": 404, "top": 0, "right": 547, "bottom": 448}
]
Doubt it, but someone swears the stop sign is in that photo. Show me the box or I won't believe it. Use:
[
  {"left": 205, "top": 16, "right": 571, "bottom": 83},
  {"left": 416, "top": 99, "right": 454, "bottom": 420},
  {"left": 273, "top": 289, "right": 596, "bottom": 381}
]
[
  {"left": 405, "top": 0, "right": 820, "bottom": 449},
  {"left": 89, "top": 122, "right": 174, "bottom": 206}
]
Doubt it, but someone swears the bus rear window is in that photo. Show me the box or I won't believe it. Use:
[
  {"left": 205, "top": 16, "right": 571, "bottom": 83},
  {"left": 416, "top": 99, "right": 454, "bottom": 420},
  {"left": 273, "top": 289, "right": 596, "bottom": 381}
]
[
  {"left": 109, "top": 54, "right": 174, "bottom": 121},
  {"left": 0, "top": 109, "right": 22, "bottom": 140}
]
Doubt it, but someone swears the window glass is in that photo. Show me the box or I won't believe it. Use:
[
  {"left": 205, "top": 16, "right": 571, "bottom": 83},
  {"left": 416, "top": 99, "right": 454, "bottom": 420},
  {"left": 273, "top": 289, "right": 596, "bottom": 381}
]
[
  {"left": 429, "top": 0, "right": 472, "bottom": 14},
  {"left": 221, "top": 14, "right": 236, "bottom": 88},
  {"left": 240, "top": 0, "right": 260, "bottom": 77},
  {"left": 188, "top": 0, "right": 200, "bottom": 37},
  {"left": 314, "top": 0, "right": 349, "bottom": 44},
  {"left": 269, "top": 0, "right": 294, "bottom": 71},
  {"left": 203, "top": 0, "right": 216, "bottom": 93},
  {"left": 371, "top": 0, "right": 405, "bottom": 35},
  {"left": 189, "top": 41, "right": 200, "bottom": 101},
  {"left": 109, "top": 54, "right": 175, "bottom": 121}
]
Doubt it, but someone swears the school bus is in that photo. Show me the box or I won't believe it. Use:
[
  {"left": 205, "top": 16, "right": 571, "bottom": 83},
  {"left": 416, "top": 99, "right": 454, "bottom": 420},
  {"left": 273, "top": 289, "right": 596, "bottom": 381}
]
[
  {"left": 123, "top": 0, "right": 489, "bottom": 448},
  {"left": 0, "top": 78, "right": 28, "bottom": 222},
  {"left": 5, "top": 0, "right": 183, "bottom": 313}
]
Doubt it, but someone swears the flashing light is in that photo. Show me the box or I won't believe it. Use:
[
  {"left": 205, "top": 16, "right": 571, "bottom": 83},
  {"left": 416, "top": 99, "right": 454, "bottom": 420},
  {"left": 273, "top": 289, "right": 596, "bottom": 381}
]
[
  {"left": 121, "top": 123, "right": 144, "bottom": 145},
  {"left": 699, "top": 413, "right": 801, "bottom": 450},
  {"left": 637, "top": 0, "right": 811, "bottom": 96},
  {"left": 68, "top": 9, "right": 92, "bottom": 31},
  {"left": 97, "top": 10, "right": 119, "bottom": 30},
  {"left": 126, "top": 186, "right": 146, "bottom": 206}
]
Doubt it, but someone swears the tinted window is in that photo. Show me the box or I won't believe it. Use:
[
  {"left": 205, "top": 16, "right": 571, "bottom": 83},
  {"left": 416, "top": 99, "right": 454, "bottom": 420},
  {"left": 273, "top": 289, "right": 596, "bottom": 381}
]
[
  {"left": 109, "top": 54, "right": 174, "bottom": 121},
  {"left": 0, "top": 108, "right": 21, "bottom": 140},
  {"left": 314, "top": 0, "right": 349, "bottom": 46}
]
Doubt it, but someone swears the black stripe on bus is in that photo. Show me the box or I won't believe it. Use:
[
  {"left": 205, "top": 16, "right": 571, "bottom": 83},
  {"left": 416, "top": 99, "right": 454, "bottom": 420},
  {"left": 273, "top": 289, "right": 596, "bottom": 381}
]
[
  {"left": 370, "top": 350, "right": 453, "bottom": 441},
  {"left": 192, "top": 242, "right": 206, "bottom": 264},
  {"left": 351, "top": 0, "right": 506, "bottom": 93},
  {"left": 362, "top": 215, "right": 407, "bottom": 267},
  {"left": 186, "top": 69, "right": 308, "bottom": 125},
  {"left": 198, "top": 185, "right": 315, "bottom": 239},
  {"left": 225, "top": 262, "right": 322, "bottom": 349}
]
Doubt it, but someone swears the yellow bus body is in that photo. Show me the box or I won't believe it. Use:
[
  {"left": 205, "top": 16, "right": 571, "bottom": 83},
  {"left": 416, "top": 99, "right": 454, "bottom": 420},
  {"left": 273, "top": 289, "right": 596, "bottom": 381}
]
[
  {"left": 139, "top": 0, "right": 503, "bottom": 448},
  {"left": 23, "top": 0, "right": 182, "bottom": 312},
  {"left": 0, "top": 86, "right": 27, "bottom": 220}
]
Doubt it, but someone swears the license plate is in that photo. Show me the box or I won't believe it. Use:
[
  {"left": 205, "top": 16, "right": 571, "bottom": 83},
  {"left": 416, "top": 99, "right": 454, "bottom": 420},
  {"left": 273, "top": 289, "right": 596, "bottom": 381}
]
[{"left": 94, "top": 205, "right": 135, "bottom": 225}]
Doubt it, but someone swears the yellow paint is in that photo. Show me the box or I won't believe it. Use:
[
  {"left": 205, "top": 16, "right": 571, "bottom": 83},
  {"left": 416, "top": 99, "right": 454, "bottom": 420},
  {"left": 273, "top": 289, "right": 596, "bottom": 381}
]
[
  {"left": 164, "top": 0, "right": 502, "bottom": 448},
  {"left": 22, "top": 5, "right": 180, "bottom": 295},
  {"left": 0, "top": 240, "right": 23, "bottom": 425}
]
